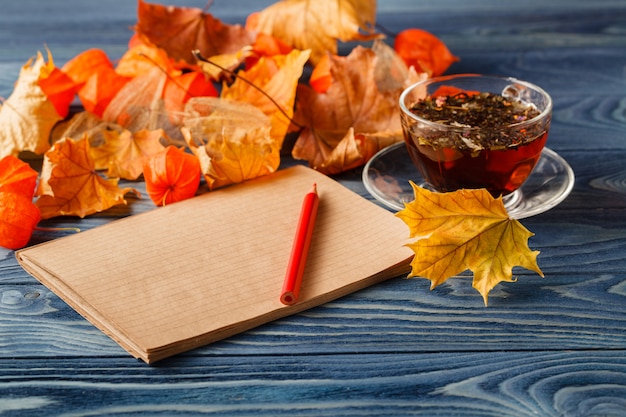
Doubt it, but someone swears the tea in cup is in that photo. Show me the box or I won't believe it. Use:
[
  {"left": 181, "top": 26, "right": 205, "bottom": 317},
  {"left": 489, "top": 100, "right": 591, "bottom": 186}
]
[{"left": 399, "top": 74, "right": 552, "bottom": 198}]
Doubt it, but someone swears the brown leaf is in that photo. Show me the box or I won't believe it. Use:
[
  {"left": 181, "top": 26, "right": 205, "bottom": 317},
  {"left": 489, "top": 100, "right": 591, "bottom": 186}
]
[
  {"left": 35, "top": 136, "right": 138, "bottom": 219},
  {"left": 135, "top": 0, "right": 254, "bottom": 65},
  {"left": 292, "top": 42, "right": 426, "bottom": 174},
  {"left": 396, "top": 183, "right": 543, "bottom": 305}
]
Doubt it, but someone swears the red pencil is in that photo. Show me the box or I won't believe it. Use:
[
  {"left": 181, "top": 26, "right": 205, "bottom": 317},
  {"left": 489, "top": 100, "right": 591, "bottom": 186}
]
[{"left": 280, "top": 183, "right": 320, "bottom": 305}]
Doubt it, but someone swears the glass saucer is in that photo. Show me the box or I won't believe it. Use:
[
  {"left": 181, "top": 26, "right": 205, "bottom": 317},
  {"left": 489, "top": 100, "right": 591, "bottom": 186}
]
[{"left": 363, "top": 142, "right": 575, "bottom": 219}]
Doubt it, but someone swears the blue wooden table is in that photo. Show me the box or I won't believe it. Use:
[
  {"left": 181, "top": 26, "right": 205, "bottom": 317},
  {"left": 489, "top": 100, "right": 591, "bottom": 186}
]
[{"left": 2, "top": 1, "right": 626, "bottom": 415}]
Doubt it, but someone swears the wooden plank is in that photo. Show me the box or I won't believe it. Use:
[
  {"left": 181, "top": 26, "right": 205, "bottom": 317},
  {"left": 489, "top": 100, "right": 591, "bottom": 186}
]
[
  {"left": 1, "top": 351, "right": 625, "bottom": 416},
  {"left": 2, "top": 271, "right": 626, "bottom": 359}
]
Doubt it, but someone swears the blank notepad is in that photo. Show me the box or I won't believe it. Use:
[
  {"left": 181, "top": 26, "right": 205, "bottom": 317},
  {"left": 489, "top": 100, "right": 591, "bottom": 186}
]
[{"left": 17, "top": 165, "right": 413, "bottom": 363}]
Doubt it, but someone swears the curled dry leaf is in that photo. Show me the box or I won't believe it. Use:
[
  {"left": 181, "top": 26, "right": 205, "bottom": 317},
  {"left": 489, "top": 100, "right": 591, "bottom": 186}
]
[
  {"left": 36, "top": 136, "right": 139, "bottom": 219},
  {"left": 102, "top": 67, "right": 168, "bottom": 132},
  {"left": 248, "top": 0, "right": 381, "bottom": 64},
  {"left": 135, "top": 0, "right": 254, "bottom": 65},
  {"left": 182, "top": 97, "right": 279, "bottom": 190},
  {"left": 396, "top": 183, "right": 543, "bottom": 305},
  {"left": 0, "top": 51, "right": 65, "bottom": 158},
  {"left": 292, "top": 42, "right": 426, "bottom": 174},
  {"left": 102, "top": 63, "right": 217, "bottom": 142},
  {"left": 143, "top": 145, "right": 201, "bottom": 206}
]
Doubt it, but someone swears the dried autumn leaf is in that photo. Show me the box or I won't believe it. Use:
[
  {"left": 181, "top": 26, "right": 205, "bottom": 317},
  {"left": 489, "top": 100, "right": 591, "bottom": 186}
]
[
  {"left": 0, "top": 52, "right": 64, "bottom": 158},
  {"left": 143, "top": 145, "right": 201, "bottom": 206},
  {"left": 135, "top": 0, "right": 254, "bottom": 65},
  {"left": 396, "top": 183, "right": 543, "bottom": 305},
  {"left": 248, "top": 0, "right": 381, "bottom": 64},
  {"left": 51, "top": 111, "right": 112, "bottom": 145},
  {"left": 102, "top": 67, "right": 170, "bottom": 133},
  {"left": 0, "top": 155, "right": 38, "bottom": 196},
  {"left": 0, "top": 192, "right": 41, "bottom": 250},
  {"left": 245, "top": 33, "right": 293, "bottom": 69},
  {"left": 292, "top": 42, "right": 426, "bottom": 174},
  {"left": 35, "top": 136, "right": 138, "bottom": 219},
  {"left": 394, "top": 28, "right": 459, "bottom": 77},
  {"left": 195, "top": 47, "right": 254, "bottom": 82},
  {"left": 89, "top": 128, "right": 166, "bottom": 180},
  {"left": 219, "top": 48, "right": 311, "bottom": 146},
  {"left": 116, "top": 43, "right": 179, "bottom": 78},
  {"left": 182, "top": 97, "right": 279, "bottom": 190},
  {"left": 163, "top": 71, "right": 218, "bottom": 125}
]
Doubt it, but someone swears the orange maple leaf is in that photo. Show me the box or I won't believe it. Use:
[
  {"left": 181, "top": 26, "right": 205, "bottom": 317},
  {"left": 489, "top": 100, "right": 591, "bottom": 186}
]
[
  {"left": 35, "top": 136, "right": 138, "bottom": 219},
  {"left": 134, "top": 0, "right": 254, "bottom": 66},
  {"left": 292, "top": 42, "right": 426, "bottom": 174},
  {"left": 248, "top": 0, "right": 381, "bottom": 64},
  {"left": 219, "top": 48, "right": 311, "bottom": 146},
  {"left": 89, "top": 128, "right": 166, "bottom": 180},
  {"left": 182, "top": 97, "right": 279, "bottom": 190},
  {"left": 0, "top": 51, "right": 64, "bottom": 158},
  {"left": 396, "top": 183, "right": 543, "bottom": 305}
]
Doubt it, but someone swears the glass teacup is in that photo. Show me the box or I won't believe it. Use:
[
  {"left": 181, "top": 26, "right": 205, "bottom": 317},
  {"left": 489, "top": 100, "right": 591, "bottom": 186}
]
[{"left": 399, "top": 74, "right": 552, "bottom": 199}]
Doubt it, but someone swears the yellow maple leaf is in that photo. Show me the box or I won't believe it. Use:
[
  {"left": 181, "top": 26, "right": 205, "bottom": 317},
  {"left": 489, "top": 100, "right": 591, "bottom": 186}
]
[
  {"left": 182, "top": 97, "right": 279, "bottom": 190},
  {"left": 396, "top": 182, "right": 543, "bottom": 305},
  {"left": 89, "top": 128, "right": 166, "bottom": 180},
  {"left": 249, "top": 0, "right": 381, "bottom": 64},
  {"left": 0, "top": 51, "right": 63, "bottom": 159},
  {"left": 35, "top": 136, "right": 139, "bottom": 219}
]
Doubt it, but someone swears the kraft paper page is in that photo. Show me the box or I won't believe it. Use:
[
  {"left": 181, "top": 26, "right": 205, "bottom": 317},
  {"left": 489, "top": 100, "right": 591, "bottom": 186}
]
[{"left": 17, "top": 165, "right": 413, "bottom": 363}]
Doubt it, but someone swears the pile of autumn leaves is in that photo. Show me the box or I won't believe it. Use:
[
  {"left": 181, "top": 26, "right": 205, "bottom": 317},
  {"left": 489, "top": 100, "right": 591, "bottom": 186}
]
[
  {"left": 0, "top": 0, "right": 458, "bottom": 250},
  {"left": 1, "top": 0, "right": 546, "bottom": 305}
]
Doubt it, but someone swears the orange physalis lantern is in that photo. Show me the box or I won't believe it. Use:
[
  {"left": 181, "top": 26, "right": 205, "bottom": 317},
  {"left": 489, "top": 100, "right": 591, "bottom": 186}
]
[
  {"left": 0, "top": 192, "right": 41, "bottom": 250},
  {"left": 394, "top": 28, "right": 459, "bottom": 77},
  {"left": 143, "top": 146, "right": 201, "bottom": 206},
  {"left": 0, "top": 156, "right": 40, "bottom": 249},
  {"left": 309, "top": 54, "right": 332, "bottom": 93}
]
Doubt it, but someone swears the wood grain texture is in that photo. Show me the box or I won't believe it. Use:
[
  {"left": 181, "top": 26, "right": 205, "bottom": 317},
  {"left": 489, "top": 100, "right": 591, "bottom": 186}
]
[
  {"left": 1, "top": 0, "right": 626, "bottom": 415},
  {"left": 1, "top": 352, "right": 626, "bottom": 417}
]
